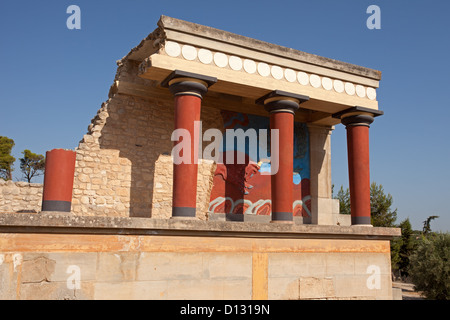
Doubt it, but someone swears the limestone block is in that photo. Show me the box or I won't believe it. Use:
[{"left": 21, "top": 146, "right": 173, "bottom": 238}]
[
  {"left": 336, "top": 214, "right": 351, "bottom": 226},
  {"left": 20, "top": 255, "right": 56, "bottom": 283},
  {"left": 0, "top": 254, "right": 19, "bottom": 299},
  {"left": 299, "top": 277, "right": 334, "bottom": 299},
  {"left": 93, "top": 280, "right": 168, "bottom": 300},
  {"left": 0, "top": 181, "right": 43, "bottom": 213},
  {"left": 166, "top": 279, "right": 251, "bottom": 300},
  {"left": 268, "top": 253, "right": 327, "bottom": 279},
  {"left": 333, "top": 274, "right": 392, "bottom": 299},
  {"left": 268, "top": 277, "right": 300, "bottom": 300},
  {"left": 204, "top": 252, "right": 252, "bottom": 280},
  {"left": 136, "top": 252, "right": 205, "bottom": 281},
  {"left": 96, "top": 252, "right": 139, "bottom": 282},
  {"left": 312, "top": 198, "right": 334, "bottom": 225},
  {"left": 325, "top": 253, "right": 356, "bottom": 276},
  {"left": 46, "top": 252, "right": 98, "bottom": 282},
  {"left": 20, "top": 281, "right": 76, "bottom": 300}
]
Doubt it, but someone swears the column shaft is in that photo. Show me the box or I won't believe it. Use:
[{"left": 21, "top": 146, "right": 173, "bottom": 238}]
[
  {"left": 333, "top": 107, "right": 383, "bottom": 226},
  {"left": 41, "top": 149, "right": 76, "bottom": 212},
  {"left": 161, "top": 70, "right": 217, "bottom": 219},
  {"left": 270, "top": 111, "right": 294, "bottom": 221},
  {"left": 172, "top": 94, "right": 201, "bottom": 217},
  {"left": 256, "top": 90, "right": 309, "bottom": 223},
  {"left": 346, "top": 125, "right": 371, "bottom": 225}
]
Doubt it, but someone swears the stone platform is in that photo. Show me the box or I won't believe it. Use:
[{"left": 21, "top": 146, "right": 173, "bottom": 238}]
[{"left": 0, "top": 213, "right": 399, "bottom": 300}]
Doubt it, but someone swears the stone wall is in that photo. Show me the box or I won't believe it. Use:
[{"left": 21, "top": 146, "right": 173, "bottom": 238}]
[
  {"left": 0, "top": 214, "right": 399, "bottom": 300},
  {"left": 0, "top": 180, "right": 43, "bottom": 213},
  {"left": 71, "top": 60, "right": 221, "bottom": 219}
]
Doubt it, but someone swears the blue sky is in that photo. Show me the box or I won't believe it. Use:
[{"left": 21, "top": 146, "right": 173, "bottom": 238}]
[{"left": 1, "top": 0, "right": 449, "bottom": 232}]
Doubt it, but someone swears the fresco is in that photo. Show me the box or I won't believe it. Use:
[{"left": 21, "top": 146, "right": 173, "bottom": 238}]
[{"left": 208, "top": 110, "right": 311, "bottom": 217}]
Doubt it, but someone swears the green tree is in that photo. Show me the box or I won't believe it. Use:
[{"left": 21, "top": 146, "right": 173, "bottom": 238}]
[
  {"left": 19, "top": 149, "right": 45, "bottom": 183},
  {"left": 334, "top": 182, "right": 397, "bottom": 227},
  {"left": 0, "top": 136, "right": 16, "bottom": 180},
  {"left": 422, "top": 215, "right": 440, "bottom": 236},
  {"left": 409, "top": 233, "right": 450, "bottom": 300},
  {"left": 370, "top": 182, "right": 397, "bottom": 227},
  {"left": 335, "top": 185, "right": 350, "bottom": 215},
  {"left": 397, "top": 218, "right": 416, "bottom": 278}
]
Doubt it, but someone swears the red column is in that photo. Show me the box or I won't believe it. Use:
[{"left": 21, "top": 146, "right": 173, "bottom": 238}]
[
  {"left": 257, "top": 90, "right": 309, "bottom": 223},
  {"left": 270, "top": 111, "right": 295, "bottom": 222},
  {"left": 346, "top": 124, "right": 371, "bottom": 225},
  {"left": 161, "top": 70, "right": 217, "bottom": 218},
  {"left": 41, "top": 149, "right": 76, "bottom": 212},
  {"left": 172, "top": 94, "right": 201, "bottom": 217},
  {"left": 334, "top": 107, "right": 383, "bottom": 225}
]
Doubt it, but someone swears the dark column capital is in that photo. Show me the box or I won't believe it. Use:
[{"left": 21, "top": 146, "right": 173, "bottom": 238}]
[
  {"left": 332, "top": 106, "right": 383, "bottom": 127},
  {"left": 256, "top": 90, "right": 309, "bottom": 114},
  {"left": 161, "top": 70, "right": 217, "bottom": 99}
]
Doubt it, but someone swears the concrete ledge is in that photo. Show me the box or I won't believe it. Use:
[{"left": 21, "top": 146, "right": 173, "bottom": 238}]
[
  {"left": 208, "top": 212, "right": 311, "bottom": 224},
  {"left": 0, "top": 213, "right": 400, "bottom": 240}
]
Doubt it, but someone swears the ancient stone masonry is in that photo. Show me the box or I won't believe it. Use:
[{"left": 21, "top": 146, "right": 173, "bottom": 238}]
[
  {"left": 2, "top": 16, "right": 383, "bottom": 224},
  {"left": 0, "top": 180, "right": 43, "bottom": 213},
  {"left": 72, "top": 59, "right": 221, "bottom": 219},
  {"left": 55, "top": 15, "right": 382, "bottom": 222},
  {"left": 0, "top": 16, "right": 401, "bottom": 301}
]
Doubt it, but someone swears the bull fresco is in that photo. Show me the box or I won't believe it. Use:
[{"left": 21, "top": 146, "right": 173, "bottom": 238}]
[{"left": 208, "top": 111, "right": 311, "bottom": 218}]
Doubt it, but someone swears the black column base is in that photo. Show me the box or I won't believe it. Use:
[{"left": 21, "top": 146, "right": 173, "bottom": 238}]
[
  {"left": 351, "top": 216, "right": 372, "bottom": 225},
  {"left": 42, "top": 200, "right": 71, "bottom": 212},
  {"left": 172, "top": 206, "right": 196, "bottom": 218},
  {"left": 271, "top": 211, "right": 293, "bottom": 222}
]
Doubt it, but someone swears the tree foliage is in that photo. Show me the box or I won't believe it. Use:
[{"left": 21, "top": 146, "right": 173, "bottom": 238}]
[
  {"left": 423, "top": 215, "right": 440, "bottom": 235},
  {"left": 391, "top": 218, "right": 418, "bottom": 278},
  {"left": 370, "top": 182, "right": 397, "bottom": 227},
  {"left": 0, "top": 136, "right": 15, "bottom": 180},
  {"left": 335, "top": 185, "right": 350, "bottom": 215},
  {"left": 19, "top": 149, "right": 45, "bottom": 183},
  {"left": 334, "top": 182, "right": 397, "bottom": 227},
  {"left": 409, "top": 232, "right": 450, "bottom": 300}
]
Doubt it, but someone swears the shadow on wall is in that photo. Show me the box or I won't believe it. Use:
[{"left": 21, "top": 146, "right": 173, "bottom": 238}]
[
  {"left": 73, "top": 61, "right": 225, "bottom": 218},
  {"left": 98, "top": 92, "right": 172, "bottom": 218},
  {"left": 87, "top": 95, "right": 222, "bottom": 217}
]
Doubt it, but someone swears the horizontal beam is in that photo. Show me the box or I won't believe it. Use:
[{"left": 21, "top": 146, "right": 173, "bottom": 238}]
[
  {"left": 0, "top": 213, "right": 401, "bottom": 240},
  {"left": 112, "top": 80, "right": 339, "bottom": 125},
  {"left": 138, "top": 54, "right": 379, "bottom": 115}
]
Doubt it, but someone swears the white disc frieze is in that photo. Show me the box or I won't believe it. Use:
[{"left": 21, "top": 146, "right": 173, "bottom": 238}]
[
  {"left": 229, "top": 56, "right": 243, "bottom": 71},
  {"left": 181, "top": 45, "right": 197, "bottom": 61},
  {"left": 322, "top": 77, "right": 333, "bottom": 91},
  {"left": 243, "top": 59, "right": 257, "bottom": 74},
  {"left": 345, "top": 82, "right": 356, "bottom": 95},
  {"left": 356, "top": 85, "right": 366, "bottom": 98},
  {"left": 165, "top": 41, "right": 181, "bottom": 57},
  {"left": 297, "top": 72, "right": 309, "bottom": 86},
  {"left": 284, "top": 69, "right": 296, "bottom": 82},
  {"left": 198, "top": 48, "right": 213, "bottom": 64},
  {"left": 310, "top": 74, "right": 321, "bottom": 88},
  {"left": 214, "top": 52, "right": 228, "bottom": 68},
  {"left": 333, "top": 80, "right": 344, "bottom": 93},
  {"left": 165, "top": 41, "right": 372, "bottom": 101},
  {"left": 367, "top": 87, "right": 377, "bottom": 100},
  {"left": 271, "top": 65, "right": 283, "bottom": 80},
  {"left": 257, "top": 62, "right": 270, "bottom": 77}
]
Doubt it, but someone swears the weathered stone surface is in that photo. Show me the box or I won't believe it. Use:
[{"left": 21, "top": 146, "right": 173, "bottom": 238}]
[
  {"left": 157, "top": 16, "right": 382, "bottom": 81},
  {"left": 21, "top": 255, "right": 56, "bottom": 283},
  {"left": 0, "top": 213, "right": 400, "bottom": 239},
  {"left": 0, "top": 220, "right": 397, "bottom": 300},
  {"left": 0, "top": 181, "right": 42, "bottom": 214},
  {"left": 70, "top": 59, "right": 222, "bottom": 219}
]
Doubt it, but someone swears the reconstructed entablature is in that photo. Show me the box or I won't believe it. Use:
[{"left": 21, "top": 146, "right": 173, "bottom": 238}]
[{"left": 124, "top": 15, "right": 381, "bottom": 126}]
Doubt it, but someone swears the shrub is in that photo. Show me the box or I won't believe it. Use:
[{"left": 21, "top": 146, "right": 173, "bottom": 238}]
[{"left": 409, "top": 233, "right": 450, "bottom": 300}]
